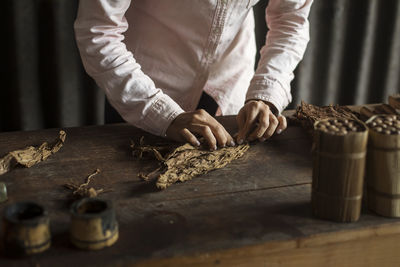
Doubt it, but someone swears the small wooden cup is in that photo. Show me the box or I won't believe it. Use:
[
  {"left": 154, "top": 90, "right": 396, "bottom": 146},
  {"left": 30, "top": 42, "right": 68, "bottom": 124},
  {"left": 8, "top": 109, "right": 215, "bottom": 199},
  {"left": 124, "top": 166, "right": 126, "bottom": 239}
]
[
  {"left": 366, "top": 115, "right": 400, "bottom": 217},
  {"left": 312, "top": 118, "right": 368, "bottom": 222},
  {"left": 2, "top": 202, "right": 51, "bottom": 257},
  {"left": 70, "top": 198, "right": 118, "bottom": 250}
]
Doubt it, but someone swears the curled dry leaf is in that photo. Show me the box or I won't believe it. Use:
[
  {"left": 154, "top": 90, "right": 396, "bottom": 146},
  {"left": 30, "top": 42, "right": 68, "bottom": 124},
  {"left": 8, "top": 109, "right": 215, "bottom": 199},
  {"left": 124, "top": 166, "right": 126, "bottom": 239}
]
[
  {"left": 132, "top": 138, "right": 250, "bottom": 189},
  {"left": 0, "top": 131, "right": 66, "bottom": 176},
  {"left": 64, "top": 169, "right": 106, "bottom": 198}
]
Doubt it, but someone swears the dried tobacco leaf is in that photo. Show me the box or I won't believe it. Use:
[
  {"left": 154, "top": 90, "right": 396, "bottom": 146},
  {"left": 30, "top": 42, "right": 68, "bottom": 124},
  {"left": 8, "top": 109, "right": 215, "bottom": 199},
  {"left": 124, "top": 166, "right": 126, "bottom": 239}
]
[
  {"left": 133, "top": 140, "right": 250, "bottom": 189},
  {"left": 0, "top": 130, "right": 66, "bottom": 176},
  {"left": 294, "top": 101, "right": 360, "bottom": 132},
  {"left": 64, "top": 169, "right": 105, "bottom": 198},
  {"left": 131, "top": 137, "right": 171, "bottom": 161}
]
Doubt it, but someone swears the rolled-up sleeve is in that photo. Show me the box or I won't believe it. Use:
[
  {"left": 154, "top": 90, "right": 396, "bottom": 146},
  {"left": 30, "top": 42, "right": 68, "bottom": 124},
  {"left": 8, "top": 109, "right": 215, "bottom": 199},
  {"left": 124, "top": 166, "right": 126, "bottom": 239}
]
[
  {"left": 246, "top": 0, "right": 313, "bottom": 113},
  {"left": 74, "top": 0, "right": 184, "bottom": 136}
]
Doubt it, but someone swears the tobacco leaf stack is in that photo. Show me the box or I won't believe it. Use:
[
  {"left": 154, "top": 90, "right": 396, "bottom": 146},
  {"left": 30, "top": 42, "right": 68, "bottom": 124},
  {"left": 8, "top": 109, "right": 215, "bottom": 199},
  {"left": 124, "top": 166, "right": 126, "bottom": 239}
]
[
  {"left": 360, "top": 95, "right": 400, "bottom": 121},
  {"left": 295, "top": 101, "right": 360, "bottom": 133},
  {"left": 132, "top": 139, "right": 250, "bottom": 189}
]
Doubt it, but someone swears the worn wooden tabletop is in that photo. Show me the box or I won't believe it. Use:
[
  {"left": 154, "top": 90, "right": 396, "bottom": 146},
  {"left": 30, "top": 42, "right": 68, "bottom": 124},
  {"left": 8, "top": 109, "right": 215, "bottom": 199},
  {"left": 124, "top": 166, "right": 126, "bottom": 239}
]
[{"left": 0, "top": 114, "right": 399, "bottom": 267}]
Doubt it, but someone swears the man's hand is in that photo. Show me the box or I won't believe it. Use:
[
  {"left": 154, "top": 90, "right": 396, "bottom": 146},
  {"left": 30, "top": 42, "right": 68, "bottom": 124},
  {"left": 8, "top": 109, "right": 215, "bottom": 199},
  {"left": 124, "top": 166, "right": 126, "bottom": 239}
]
[
  {"left": 166, "top": 109, "right": 235, "bottom": 150},
  {"left": 236, "top": 100, "right": 287, "bottom": 144}
]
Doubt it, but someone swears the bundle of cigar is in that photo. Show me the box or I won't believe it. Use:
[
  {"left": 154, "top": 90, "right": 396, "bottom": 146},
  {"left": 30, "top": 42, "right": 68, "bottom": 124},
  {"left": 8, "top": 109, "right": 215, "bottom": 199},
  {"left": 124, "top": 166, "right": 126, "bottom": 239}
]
[
  {"left": 314, "top": 118, "right": 364, "bottom": 135},
  {"left": 366, "top": 114, "right": 400, "bottom": 217},
  {"left": 366, "top": 115, "right": 400, "bottom": 135},
  {"left": 312, "top": 118, "right": 368, "bottom": 222}
]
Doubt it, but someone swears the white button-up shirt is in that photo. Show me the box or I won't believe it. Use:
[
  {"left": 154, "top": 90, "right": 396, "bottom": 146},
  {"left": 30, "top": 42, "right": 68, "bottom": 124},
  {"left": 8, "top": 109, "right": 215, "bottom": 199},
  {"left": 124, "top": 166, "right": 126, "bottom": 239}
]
[{"left": 75, "top": 0, "right": 313, "bottom": 136}]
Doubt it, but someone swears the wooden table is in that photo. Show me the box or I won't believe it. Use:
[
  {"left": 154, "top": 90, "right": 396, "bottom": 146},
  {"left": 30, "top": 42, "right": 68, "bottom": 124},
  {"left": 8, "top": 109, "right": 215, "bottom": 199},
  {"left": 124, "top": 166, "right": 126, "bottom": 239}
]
[{"left": 0, "top": 115, "right": 400, "bottom": 267}]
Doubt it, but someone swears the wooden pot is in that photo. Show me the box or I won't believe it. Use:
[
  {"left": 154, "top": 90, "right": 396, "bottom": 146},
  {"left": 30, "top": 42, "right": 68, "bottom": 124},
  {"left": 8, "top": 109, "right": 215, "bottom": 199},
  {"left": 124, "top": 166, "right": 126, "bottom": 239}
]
[
  {"left": 312, "top": 118, "right": 368, "bottom": 222},
  {"left": 366, "top": 115, "right": 400, "bottom": 217},
  {"left": 2, "top": 202, "right": 50, "bottom": 257},
  {"left": 70, "top": 198, "right": 118, "bottom": 250}
]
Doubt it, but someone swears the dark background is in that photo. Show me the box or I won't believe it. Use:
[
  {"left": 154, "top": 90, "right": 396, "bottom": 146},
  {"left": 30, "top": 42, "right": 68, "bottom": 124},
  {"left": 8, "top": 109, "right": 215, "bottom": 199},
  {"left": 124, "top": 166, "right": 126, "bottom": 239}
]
[{"left": 1, "top": 0, "right": 399, "bottom": 132}]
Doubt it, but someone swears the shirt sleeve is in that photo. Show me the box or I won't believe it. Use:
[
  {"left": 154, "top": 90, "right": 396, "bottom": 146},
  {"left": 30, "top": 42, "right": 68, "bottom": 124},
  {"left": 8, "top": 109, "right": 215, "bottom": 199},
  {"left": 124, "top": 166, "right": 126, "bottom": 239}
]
[
  {"left": 74, "top": 0, "right": 184, "bottom": 136},
  {"left": 246, "top": 0, "right": 313, "bottom": 114}
]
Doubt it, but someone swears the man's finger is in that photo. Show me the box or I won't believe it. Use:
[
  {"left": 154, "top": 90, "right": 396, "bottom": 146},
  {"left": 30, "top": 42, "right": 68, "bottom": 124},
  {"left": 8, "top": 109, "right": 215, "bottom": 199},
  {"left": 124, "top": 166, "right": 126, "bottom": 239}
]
[
  {"left": 210, "top": 124, "right": 228, "bottom": 147},
  {"left": 235, "top": 112, "right": 246, "bottom": 144},
  {"left": 180, "top": 128, "right": 201, "bottom": 147},
  {"left": 236, "top": 112, "right": 246, "bottom": 134},
  {"left": 205, "top": 116, "right": 232, "bottom": 147},
  {"left": 276, "top": 115, "right": 287, "bottom": 134},
  {"left": 237, "top": 107, "right": 258, "bottom": 144},
  {"left": 190, "top": 124, "right": 217, "bottom": 150},
  {"left": 248, "top": 109, "right": 269, "bottom": 141},
  {"left": 223, "top": 127, "right": 236, "bottom": 146},
  {"left": 262, "top": 114, "right": 279, "bottom": 139},
  {"left": 215, "top": 120, "right": 235, "bottom": 146}
]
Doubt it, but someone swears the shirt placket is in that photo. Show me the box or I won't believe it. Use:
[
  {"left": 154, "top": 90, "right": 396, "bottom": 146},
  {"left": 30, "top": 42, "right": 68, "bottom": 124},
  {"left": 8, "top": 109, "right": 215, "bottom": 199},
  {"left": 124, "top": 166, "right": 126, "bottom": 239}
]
[
  {"left": 203, "top": 0, "right": 228, "bottom": 67},
  {"left": 188, "top": 0, "right": 229, "bottom": 110}
]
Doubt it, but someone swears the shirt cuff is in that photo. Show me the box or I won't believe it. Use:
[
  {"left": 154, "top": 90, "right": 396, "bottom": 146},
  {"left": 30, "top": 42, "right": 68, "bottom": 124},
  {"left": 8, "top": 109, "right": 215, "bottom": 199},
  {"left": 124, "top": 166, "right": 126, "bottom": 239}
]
[
  {"left": 141, "top": 94, "right": 185, "bottom": 137},
  {"left": 246, "top": 80, "right": 291, "bottom": 114}
]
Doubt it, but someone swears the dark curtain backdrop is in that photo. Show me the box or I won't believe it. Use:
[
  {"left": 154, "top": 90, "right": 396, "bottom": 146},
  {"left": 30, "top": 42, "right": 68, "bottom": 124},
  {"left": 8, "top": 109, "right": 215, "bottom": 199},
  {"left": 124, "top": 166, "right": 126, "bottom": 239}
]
[{"left": 1, "top": 0, "right": 400, "bottom": 132}]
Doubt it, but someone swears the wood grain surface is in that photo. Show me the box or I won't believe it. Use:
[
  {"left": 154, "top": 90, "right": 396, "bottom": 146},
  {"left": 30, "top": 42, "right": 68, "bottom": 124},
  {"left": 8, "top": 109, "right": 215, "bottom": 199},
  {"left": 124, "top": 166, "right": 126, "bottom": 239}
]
[{"left": 0, "top": 115, "right": 399, "bottom": 266}]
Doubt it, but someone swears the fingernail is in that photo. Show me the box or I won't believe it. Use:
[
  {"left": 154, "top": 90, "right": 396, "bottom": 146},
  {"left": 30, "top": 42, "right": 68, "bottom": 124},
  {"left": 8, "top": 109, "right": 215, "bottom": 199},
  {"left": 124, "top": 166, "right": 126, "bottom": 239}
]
[
  {"left": 237, "top": 139, "right": 243, "bottom": 145},
  {"left": 230, "top": 140, "right": 236, "bottom": 147},
  {"left": 260, "top": 138, "right": 266, "bottom": 142},
  {"left": 195, "top": 140, "right": 201, "bottom": 146},
  {"left": 210, "top": 145, "right": 217, "bottom": 151},
  {"left": 277, "top": 129, "right": 282, "bottom": 135}
]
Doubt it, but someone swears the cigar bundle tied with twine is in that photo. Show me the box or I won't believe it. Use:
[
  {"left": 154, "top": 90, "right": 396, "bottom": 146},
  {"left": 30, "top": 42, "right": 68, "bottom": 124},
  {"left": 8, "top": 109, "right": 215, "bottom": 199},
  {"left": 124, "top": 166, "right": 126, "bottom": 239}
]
[
  {"left": 312, "top": 118, "right": 368, "bottom": 222},
  {"left": 366, "top": 115, "right": 400, "bottom": 217}
]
